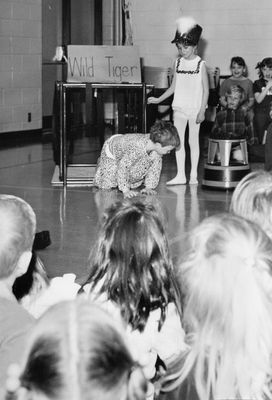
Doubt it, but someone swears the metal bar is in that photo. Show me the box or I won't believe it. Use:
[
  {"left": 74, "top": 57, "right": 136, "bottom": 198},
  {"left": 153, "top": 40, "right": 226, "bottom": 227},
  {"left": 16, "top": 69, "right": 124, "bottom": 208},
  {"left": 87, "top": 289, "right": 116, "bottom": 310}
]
[
  {"left": 142, "top": 83, "right": 147, "bottom": 132},
  {"left": 63, "top": 84, "right": 67, "bottom": 185},
  {"left": 59, "top": 82, "right": 64, "bottom": 181}
]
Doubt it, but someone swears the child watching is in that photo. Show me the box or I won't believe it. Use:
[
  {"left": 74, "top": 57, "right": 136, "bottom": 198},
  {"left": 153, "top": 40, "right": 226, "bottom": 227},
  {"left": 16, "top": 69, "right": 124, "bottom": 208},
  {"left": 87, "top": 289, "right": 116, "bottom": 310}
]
[
  {"left": 230, "top": 169, "right": 272, "bottom": 238},
  {"left": 162, "top": 213, "right": 272, "bottom": 400},
  {"left": 6, "top": 299, "right": 148, "bottom": 400},
  {"left": 253, "top": 57, "right": 272, "bottom": 143},
  {"left": 81, "top": 198, "right": 186, "bottom": 399},
  {"left": 148, "top": 16, "right": 209, "bottom": 185},
  {"left": 94, "top": 120, "right": 180, "bottom": 198},
  {"left": 264, "top": 101, "right": 272, "bottom": 170},
  {"left": 0, "top": 195, "right": 36, "bottom": 399},
  {"left": 210, "top": 85, "right": 254, "bottom": 161},
  {"left": 219, "top": 56, "right": 254, "bottom": 114}
]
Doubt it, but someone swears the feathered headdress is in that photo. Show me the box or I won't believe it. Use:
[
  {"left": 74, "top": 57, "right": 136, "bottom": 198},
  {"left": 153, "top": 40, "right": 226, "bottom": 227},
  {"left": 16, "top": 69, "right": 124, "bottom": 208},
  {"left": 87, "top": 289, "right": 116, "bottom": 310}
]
[{"left": 171, "top": 16, "right": 202, "bottom": 46}]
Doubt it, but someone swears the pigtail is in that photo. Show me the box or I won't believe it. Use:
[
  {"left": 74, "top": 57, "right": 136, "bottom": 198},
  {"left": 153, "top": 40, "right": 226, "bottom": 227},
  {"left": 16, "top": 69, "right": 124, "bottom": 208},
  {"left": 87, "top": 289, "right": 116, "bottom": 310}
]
[
  {"left": 127, "top": 365, "right": 148, "bottom": 400},
  {"left": 5, "top": 364, "right": 22, "bottom": 400},
  {"left": 255, "top": 61, "right": 262, "bottom": 70}
]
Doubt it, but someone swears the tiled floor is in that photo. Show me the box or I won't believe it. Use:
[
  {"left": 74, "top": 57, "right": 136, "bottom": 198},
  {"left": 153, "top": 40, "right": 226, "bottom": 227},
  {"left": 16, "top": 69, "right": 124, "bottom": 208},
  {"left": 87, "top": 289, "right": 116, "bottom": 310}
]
[{"left": 0, "top": 132, "right": 263, "bottom": 282}]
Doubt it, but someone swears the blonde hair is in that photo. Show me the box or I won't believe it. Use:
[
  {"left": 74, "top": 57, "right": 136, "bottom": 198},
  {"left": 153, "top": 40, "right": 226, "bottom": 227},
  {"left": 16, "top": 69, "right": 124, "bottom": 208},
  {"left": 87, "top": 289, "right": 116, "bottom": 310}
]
[
  {"left": 0, "top": 195, "right": 36, "bottom": 278},
  {"left": 19, "top": 298, "right": 147, "bottom": 400},
  {"left": 168, "top": 213, "right": 272, "bottom": 400},
  {"left": 230, "top": 170, "right": 272, "bottom": 239}
]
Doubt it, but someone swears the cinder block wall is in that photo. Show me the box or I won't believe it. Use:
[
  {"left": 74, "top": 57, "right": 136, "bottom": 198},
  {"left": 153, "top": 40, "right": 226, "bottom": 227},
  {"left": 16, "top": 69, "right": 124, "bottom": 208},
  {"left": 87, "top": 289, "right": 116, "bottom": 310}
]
[{"left": 0, "top": 0, "right": 42, "bottom": 134}]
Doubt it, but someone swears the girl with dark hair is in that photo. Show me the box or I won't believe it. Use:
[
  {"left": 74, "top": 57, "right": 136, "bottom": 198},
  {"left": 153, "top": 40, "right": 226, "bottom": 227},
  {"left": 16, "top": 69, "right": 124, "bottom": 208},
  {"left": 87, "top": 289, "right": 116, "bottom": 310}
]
[
  {"left": 81, "top": 198, "right": 186, "bottom": 398},
  {"left": 6, "top": 299, "right": 147, "bottom": 400},
  {"left": 253, "top": 57, "right": 272, "bottom": 143}
]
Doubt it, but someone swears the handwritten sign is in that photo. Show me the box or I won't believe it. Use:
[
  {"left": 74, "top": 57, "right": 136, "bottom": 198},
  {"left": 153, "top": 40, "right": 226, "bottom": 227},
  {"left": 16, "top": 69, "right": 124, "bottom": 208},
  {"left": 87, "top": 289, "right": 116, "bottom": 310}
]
[{"left": 67, "top": 45, "right": 141, "bottom": 83}]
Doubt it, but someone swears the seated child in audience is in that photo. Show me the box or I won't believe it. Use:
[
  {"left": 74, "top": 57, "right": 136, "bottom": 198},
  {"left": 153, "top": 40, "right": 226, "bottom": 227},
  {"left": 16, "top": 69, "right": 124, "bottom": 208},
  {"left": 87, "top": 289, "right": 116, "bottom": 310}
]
[
  {"left": 162, "top": 213, "right": 272, "bottom": 400},
  {"left": 6, "top": 299, "right": 148, "bottom": 400},
  {"left": 81, "top": 198, "right": 186, "bottom": 399},
  {"left": 253, "top": 57, "right": 272, "bottom": 143},
  {"left": 220, "top": 56, "right": 254, "bottom": 114},
  {"left": 211, "top": 85, "right": 254, "bottom": 161},
  {"left": 94, "top": 120, "right": 180, "bottom": 198},
  {"left": 263, "top": 101, "right": 272, "bottom": 170},
  {"left": 230, "top": 169, "right": 272, "bottom": 238},
  {"left": 0, "top": 195, "right": 36, "bottom": 399}
]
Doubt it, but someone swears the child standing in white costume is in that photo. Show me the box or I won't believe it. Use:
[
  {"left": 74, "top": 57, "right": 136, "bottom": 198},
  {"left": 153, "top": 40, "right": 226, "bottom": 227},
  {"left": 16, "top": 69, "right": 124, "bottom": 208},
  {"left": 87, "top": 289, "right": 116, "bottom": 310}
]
[{"left": 148, "top": 17, "right": 209, "bottom": 185}]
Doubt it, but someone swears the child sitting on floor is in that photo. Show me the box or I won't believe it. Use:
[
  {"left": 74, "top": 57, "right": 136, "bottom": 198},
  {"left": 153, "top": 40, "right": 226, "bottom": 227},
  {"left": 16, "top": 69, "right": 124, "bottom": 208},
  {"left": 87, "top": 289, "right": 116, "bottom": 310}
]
[
  {"left": 81, "top": 198, "right": 187, "bottom": 399},
  {"left": 6, "top": 299, "right": 148, "bottom": 400},
  {"left": 210, "top": 85, "right": 254, "bottom": 161},
  {"left": 162, "top": 213, "right": 272, "bottom": 400},
  {"left": 94, "top": 120, "right": 180, "bottom": 198},
  {"left": 230, "top": 169, "right": 272, "bottom": 238}
]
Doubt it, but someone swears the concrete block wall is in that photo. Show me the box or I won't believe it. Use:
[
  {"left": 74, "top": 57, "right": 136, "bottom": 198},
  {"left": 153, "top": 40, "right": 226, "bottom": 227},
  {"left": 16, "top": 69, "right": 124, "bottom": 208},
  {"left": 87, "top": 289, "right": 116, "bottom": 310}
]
[
  {"left": 131, "top": 0, "right": 272, "bottom": 81},
  {"left": 0, "top": 0, "right": 42, "bottom": 134}
]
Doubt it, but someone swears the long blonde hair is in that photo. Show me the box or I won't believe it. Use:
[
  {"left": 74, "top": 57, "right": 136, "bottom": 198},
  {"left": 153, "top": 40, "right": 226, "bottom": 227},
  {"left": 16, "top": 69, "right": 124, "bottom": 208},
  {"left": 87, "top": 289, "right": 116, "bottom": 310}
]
[{"left": 171, "top": 213, "right": 272, "bottom": 400}]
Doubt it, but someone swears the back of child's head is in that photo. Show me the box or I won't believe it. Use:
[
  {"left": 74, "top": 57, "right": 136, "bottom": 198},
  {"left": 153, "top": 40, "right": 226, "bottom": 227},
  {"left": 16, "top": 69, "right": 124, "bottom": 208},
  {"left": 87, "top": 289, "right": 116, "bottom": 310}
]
[
  {"left": 174, "top": 213, "right": 272, "bottom": 400},
  {"left": 16, "top": 299, "right": 147, "bottom": 400},
  {"left": 0, "top": 195, "right": 36, "bottom": 279},
  {"left": 230, "top": 56, "right": 246, "bottom": 68},
  {"left": 85, "top": 198, "right": 180, "bottom": 332},
  {"left": 256, "top": 57, "right": 272, "bottom": 78},
  {"left": 150, "top": 120, "right": 180, "bottom": 148},
  {"left": 230, "top": 170, "right": 272, "bottom": 239}
]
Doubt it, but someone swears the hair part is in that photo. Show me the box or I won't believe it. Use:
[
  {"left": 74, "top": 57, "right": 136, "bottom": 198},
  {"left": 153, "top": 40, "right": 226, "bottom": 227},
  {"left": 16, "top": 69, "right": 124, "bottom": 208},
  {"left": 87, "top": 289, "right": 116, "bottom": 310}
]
[
  {"left": 149, "top": 120, "right": 180, "bottom": 148},
  {"left": 20, "top": 299, "right": 147, "bottom": 400},
  {"left": 0, "top": 195, "right": 36, "bottom": 279}
]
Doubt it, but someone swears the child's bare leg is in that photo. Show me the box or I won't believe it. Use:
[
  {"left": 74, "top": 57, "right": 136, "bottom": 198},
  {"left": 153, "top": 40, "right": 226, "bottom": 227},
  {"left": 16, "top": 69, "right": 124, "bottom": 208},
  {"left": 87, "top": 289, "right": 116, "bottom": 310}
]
[
  {"left": 188, "top": 119, "right": 200, "bottom": 184},
  {"left": 166, "top": 115, "right": 187, "bottom": 185}
]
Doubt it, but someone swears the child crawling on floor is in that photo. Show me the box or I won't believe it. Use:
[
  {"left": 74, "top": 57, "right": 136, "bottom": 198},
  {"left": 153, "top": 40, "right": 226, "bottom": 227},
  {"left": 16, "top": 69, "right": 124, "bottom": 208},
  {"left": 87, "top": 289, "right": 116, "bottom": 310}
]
[{"left": 94, "top": 120, "right": 180, "bottom": 198}]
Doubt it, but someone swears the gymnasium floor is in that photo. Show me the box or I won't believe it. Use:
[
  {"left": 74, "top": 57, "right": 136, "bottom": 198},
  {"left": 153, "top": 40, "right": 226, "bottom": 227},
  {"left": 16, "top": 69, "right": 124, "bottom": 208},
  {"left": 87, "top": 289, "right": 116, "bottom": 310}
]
[{"left": 0, "top": 130, "right": 262, "bottom": 283}]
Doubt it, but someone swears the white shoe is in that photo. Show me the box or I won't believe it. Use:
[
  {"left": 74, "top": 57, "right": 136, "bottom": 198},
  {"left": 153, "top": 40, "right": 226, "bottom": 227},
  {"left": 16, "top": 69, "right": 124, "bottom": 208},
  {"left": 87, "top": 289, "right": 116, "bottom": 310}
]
[
  {"left": 189, "top": 178, "right": 198, "bottom": 185},
  {"left": 166, "top": 176, "right": 186, "bottom": 186}
]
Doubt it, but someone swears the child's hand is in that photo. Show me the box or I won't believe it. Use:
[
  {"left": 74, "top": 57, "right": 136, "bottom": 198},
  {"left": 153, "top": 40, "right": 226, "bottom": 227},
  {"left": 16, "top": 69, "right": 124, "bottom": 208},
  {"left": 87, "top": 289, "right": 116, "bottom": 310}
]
[
  {"left": 141, "top": 188, "right": 157, "bottom": 196},
  {"left": 196, "top": 110, "right": 205, "bottom": 124},
  {"left": 266, "top": 80, "right": 272, "bottom": 93},
  {"left": 123, "top": 190, "right": 138, "bottom": 198},
  {"left": 147, "top": 97, "right": 159, "bottom": 104}
]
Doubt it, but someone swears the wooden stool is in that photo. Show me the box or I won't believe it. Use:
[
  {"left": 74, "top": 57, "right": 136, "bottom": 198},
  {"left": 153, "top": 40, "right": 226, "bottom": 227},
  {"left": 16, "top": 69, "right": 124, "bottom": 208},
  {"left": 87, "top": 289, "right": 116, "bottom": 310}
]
[
  {"left": 203, "top": 138, "right": 250, "bottom": 189},
  {"left": 207, "top": 138, "right": 248, "bottom": 166}
]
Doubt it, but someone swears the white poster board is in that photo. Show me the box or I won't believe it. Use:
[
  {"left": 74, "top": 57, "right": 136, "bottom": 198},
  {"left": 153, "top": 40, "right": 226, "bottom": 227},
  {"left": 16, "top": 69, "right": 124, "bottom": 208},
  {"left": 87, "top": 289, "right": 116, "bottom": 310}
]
[{"left": 67, "top": 45, "right": 141, "bottom": 83}]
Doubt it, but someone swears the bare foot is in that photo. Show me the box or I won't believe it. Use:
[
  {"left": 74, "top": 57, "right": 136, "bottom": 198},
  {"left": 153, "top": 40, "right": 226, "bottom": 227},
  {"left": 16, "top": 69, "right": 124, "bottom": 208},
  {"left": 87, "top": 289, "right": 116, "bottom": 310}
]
[{"left": 166, "top": 176, "right": 187, "bottom": 186}]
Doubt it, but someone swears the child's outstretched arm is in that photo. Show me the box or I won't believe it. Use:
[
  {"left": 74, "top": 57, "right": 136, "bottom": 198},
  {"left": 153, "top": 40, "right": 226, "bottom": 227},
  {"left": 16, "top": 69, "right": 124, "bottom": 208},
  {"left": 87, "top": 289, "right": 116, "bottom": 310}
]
[
  {"left": 255, "top": 80, "right": 272, "bottom": 103},
  {"left": 147, "top": 66, "right": 176, "bottom": 105},
  {"left": 142, "top": 157, "right": 162, "bottom": 194},
  {"left": 196, "top": 63, "right": 209, "bottom": 124}
]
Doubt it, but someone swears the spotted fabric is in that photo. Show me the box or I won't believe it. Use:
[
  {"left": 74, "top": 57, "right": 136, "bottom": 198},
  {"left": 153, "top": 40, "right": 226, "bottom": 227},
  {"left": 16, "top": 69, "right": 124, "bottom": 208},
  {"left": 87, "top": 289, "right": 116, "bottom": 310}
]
[{"left": 94, "top": 134, "right": 162, "bottom": 193}]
